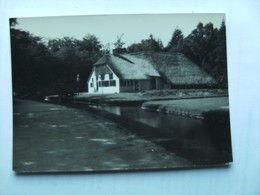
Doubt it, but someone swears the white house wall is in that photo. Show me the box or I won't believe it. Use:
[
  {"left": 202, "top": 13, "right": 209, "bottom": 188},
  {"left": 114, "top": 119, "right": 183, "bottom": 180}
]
[
  {"left": 88, "top": 70, "right": 96, "bottom": 93},
  {"left": 88, "top": 66, "right": 120, "bottom": 94},
  {"left": 97, "top": 73, "right": 120, "bottom": 94}
]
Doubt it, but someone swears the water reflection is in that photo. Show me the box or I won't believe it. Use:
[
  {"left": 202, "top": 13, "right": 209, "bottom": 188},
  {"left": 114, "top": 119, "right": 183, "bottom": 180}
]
[{"left": 89, "top": 105, "right": 232, "bottom": 165}]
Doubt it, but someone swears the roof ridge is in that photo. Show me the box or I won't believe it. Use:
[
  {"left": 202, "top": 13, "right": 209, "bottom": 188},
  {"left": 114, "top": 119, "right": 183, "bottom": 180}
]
[
  {"left": 93, "top": 54, "right": 108, "bottom": 66},
  {"left": 114, "top": 54, "right": 134, "bottom": 64}
]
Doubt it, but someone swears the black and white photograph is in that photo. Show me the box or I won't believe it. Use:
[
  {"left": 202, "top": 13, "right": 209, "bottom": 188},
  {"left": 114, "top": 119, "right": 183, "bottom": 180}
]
[{"left": 10, "top": 13, "right": 232, "bottom": 173}]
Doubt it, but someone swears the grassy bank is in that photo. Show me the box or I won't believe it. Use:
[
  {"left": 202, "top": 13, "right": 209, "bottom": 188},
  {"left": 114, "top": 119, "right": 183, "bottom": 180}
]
[
  {"left": 142, "top": 97, "right": 230, "bottom": 124},
  {"left": 69, "top": 89, "right": 228, "bottom": 106},
  {"left": 44, "top": 89, "right": 230, "bottom": 124}
]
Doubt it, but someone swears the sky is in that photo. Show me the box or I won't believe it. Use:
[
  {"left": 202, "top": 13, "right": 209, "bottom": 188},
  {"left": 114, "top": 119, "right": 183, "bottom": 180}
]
[{"left": 15, "top": 13, "right": 225, "bottom": 48}]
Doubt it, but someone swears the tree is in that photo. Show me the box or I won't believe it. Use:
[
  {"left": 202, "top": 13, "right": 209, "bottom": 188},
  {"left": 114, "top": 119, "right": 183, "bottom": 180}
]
[
  {"left": 47, "top": 37, "right": 79, "bottom": 88},
  {"left": 211, "top": 20, "right": 228, "bottom": 86},
  {"left": 165, "top": 28, "right": 184, "bottom": 52},
  {"left": 182, "top": 21, "right": 228, "bottom": 87},
  {"left": 10, "top": 28, "right": 53, "bottom": 96},
  {"left": 78, "top": 34, "right": 102, "bottom": 90},
  {"left": 80, "top": 34, "right": 102, "bottom": 54},
  {"left": 127, "top": 42, "right": 143, "bottom": 53},
  {"left": 10, "top": 18, "right": 18, "bottom": 28},
  {"left": 127, "top": 34, "right": 163, "bottom": 53},
  {"left": 47, "top": 34, "right": 102, "bottom": 92},
  {"left": 10, "top": 28, "right": 103, "bottom": 98}
]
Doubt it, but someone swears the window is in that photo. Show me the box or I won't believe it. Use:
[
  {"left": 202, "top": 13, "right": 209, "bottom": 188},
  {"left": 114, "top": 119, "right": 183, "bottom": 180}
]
[
  {"left": 90, "top": 83, "right": 93, "bottom": 87},
  {"left": 92, "top": 78, "right": 94, "bottom": 82},
  {"left": 110, "top": 80, "right": 116, "bottom": 86},
  {"left": 100, "top": 74, "right": 105, "bottom": 80},
  {"left": 102, "top": 81, "right": 109, "bottom": 87},
  {"left": 109, "top": 73, "right": 113, "bottom": 80}
]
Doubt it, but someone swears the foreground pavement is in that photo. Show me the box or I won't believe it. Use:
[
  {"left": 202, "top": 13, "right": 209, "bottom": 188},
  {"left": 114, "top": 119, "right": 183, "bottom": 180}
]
[{"left": 13, "top": 99, "right": 190, "bottom": 173}]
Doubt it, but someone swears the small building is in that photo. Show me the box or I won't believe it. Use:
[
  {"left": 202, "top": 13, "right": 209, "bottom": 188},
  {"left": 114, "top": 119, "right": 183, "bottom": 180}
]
[{"left": 87, "top": 52, "right": 216, "bottom": 94}]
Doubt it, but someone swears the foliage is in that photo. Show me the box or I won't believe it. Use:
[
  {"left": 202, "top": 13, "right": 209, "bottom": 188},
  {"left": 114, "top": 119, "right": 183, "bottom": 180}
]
[
  {"left": 11, "top": 28, "right": 102, "bottom": 97},
  {"left": 126, "top": 23, "right": 228, "bottom": 87},
  {"left": 47, "top": 34, "right": 102, "bottom": 92},
  {"left": 181, "top": 21, "right": 228, "bottom": 87},
  {"left": 10, "top": 18, "right": 18, "bottom": 27},
  {"left": 10, "top": 29, "right": 53, "bottom": 96},
  {"left": 164, "top": 28, "right": 184, "bottom": 52},
  {"left": 127, "top": 34, "right": 163, "bottom": 53}
]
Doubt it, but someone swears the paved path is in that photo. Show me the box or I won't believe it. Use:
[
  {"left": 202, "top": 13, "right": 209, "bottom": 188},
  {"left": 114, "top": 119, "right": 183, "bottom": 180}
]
[{"left": 13, "top": 99, "right": 190, "bottom": 173}]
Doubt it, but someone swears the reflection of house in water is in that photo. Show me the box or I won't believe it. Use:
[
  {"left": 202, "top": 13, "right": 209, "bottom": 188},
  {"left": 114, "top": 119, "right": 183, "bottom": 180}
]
[{"left": 87, "top": 52, "right": 216, "bottom": 94}]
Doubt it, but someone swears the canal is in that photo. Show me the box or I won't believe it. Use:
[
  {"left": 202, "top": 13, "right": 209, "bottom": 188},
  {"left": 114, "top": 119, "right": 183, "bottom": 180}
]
[{"left": 88, "top": 104, "right": 232, "bottom": 166}]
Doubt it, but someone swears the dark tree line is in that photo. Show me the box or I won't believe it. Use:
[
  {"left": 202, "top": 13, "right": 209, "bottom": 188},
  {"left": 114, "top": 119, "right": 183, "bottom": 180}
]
[
  {"left": 127, "top": 35, "right": 163, "bottom": 53},
  {"left": 126, "top": 21, "right": 228, "bottom": 87},
  {"left": 10, "top": 20, "right": 103, "bottom": 97},
  {"left": 182, "top": 22, "right": 227, "bottom": 86},
  {"left": 10, "top": 19, "right": 227, "bottom": 98},
  {"left": 11, "top": 28, "right": 53, "bottom": 97}
]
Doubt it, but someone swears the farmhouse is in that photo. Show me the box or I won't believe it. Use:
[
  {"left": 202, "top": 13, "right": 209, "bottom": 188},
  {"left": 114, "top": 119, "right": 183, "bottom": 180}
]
[{"left": 87, "top": 52, "right": 216, "bottom": 94}]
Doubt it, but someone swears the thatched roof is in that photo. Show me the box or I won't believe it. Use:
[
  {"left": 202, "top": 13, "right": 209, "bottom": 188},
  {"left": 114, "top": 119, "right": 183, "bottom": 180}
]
[
  {"left": 94, "top": 52, "right": 216, "bottom": 85},
  {"left": 94, "top": 54, "right": 160, "bottom": 80},
  {"left": 125, "top": 52, "right": 217, "bottom": 85}
]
